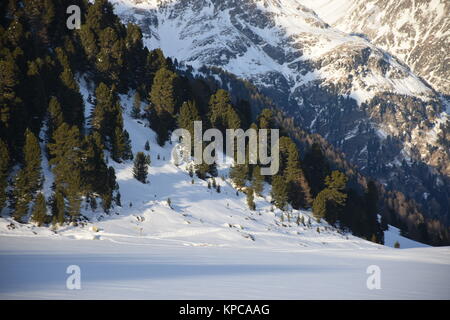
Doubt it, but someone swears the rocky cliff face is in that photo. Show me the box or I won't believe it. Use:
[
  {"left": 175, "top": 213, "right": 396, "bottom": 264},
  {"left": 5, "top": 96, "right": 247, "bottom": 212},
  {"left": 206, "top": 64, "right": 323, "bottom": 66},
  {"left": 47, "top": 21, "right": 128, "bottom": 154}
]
[{"left": 111, "top": 0, "right": 450, "bottom": 224}]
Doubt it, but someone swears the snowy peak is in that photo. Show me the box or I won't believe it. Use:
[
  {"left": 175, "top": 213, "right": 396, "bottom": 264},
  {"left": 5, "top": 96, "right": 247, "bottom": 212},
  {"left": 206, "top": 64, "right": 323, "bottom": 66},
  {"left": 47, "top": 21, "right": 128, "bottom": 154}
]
[
  {"left": 112, "top": 0, "right": 443, "bottom": 114},
  {"left": 301, "top": 0, "right": 450, "bottom": 96},
  {"left": 111, "top": 0, "right": 448, "bottom": 167}
]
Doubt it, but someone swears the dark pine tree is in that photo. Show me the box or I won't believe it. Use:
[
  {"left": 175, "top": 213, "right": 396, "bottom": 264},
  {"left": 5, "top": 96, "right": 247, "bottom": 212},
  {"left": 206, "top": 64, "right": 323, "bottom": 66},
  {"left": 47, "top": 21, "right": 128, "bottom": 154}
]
[
  {"left": 230, "top": 164, "right": 249, "bottom": 188},
  {"left": 131, "top": 91, "right": 141, "bottom": 118},
  {"left": 303, "top": 143, "right": 330, "bottom": 197},
  {"left": 48, "top": 123, "right": 83, "bottom": 221},
  {"left": 251, "top": 165, "right": 264, "bottom": 196},
  {"left": 312, "top": 171, "right": 348, "bottom": 224},
  {"left": 271, "top": 175, "right": 288, "bottom": 211},
  {"left": 31, "top": 193, "right": 47, "bottom": 226},
  {"left": 133, "top": 152, "right": 150, "bottom": 183},
  {"left": 0, "top": 139, "right": 10, "bottom": 210},
  {"left": 13, "top": 129, "right": 43, "bottom": 221},
  {"left": 246, "top": 187, "right": 256, "bottom": 211}
]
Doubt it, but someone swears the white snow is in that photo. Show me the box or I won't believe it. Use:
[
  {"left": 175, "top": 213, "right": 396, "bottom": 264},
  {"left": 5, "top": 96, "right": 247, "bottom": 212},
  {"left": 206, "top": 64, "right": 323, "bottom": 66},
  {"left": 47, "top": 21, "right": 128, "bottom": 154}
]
[
  {"left": 384, "top": 225, "right": 428, "bottom": 249},
  {"left": 1, "top": 236, "right": 449, "bottom": 299}
]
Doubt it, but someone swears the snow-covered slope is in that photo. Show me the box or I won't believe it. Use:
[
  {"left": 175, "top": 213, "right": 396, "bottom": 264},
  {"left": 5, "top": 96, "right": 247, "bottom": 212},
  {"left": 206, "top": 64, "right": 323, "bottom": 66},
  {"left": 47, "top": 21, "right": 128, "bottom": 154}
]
[
  {"left": 1, "top": 76, "right": 448, "bottom": 299},
  {"left": 1, "top": 236, "right": 449, "bottom": 299},
  {"left": 109, "top": 0, "right": 450, "bottom": 227},
  {"left": 383, "top": 225, "right": 428, "bottom": 249},
  {"left": 0, "top": 79, "right": 376, "bottom": 250}
]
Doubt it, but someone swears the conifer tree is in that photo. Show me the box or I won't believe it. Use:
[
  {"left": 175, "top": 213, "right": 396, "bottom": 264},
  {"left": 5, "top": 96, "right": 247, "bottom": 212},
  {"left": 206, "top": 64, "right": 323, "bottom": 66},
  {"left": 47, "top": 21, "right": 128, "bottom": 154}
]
[
  {"left": 145, "top": 140, "right": 150, "bottom": 151},
  {"left": 91, "top": 82, "right": 112, "bottom": 137},
  {"left": 282, "top": 139, "right": 312, "bottom": 209},
  {"left": 111, "top": 127, "right": 132, "bottom": 162},
  {"left": 112, "top": 127, "right": 125, "bottom": 162},
  {"left": 51, "top": 188, "right": 65, "bottom": 225},
  {"left": 271, "top": 175, "right": 288, "bottom": 210},
  {"left": 0, "top": 139, "right": 9, "bottom": 210},
  {"left": 226, "top": 106, "right": 241, "bottom": 130},
  {"left": 31, "top": 193, "right": 47, "bottom": 226},
  {"left": 365, "top": 181, "right": 383, "bottom": 243},
  {"left": 178, "top": 100, "right": 201, "bottom": 138},
  {"left": 251, "top": 165, "right": 264, "bottom": 196},
  {"left": 102, "top": 166, "right": 117, "bottom": 212},
  {"left": 13, "top": 129, "right": 43, "bottom": 221},
  {"left": 133, "top": 152, "right": 150, "bottom": 183},
  {"left": 81, "top": 133, "right": 110, "bottom": 203},
  {"left": 303, "top": 143, "right": 330, "bottom": 197},
  {"left": 195, "top": 163, "right": 214, "bottom": 180},
  {"left": 312, "top": 171, "right": 348, "bottom": 224},
  {"left": 91, "top": 82, "right": 124, "bottom": 153},
  {"left": 150, "top": 67, "right": 179, "bottom": 115},
  {"left": 56, "top": 48, "right": 84, "bottom": 128},
  {"left": 148, "top": 67, "right": 180, "bottom": 145},
  {"left": 257, "top": 108, "right": 274, "bottom": 129},
  {"left": 48, "top": 123, "right": 83, "bottom": 221},
  {"left": 208, "top": 89, "right": 236, "bottom": 131},
  {"left": 230, "top": 164, "right": 248, "bottom": 188},
  {"left": 131, "top": 91, "right": 141, "bottom": 118},
  {"left": 247, "top": 188, "right": 256, "bottom": 211},
  {"left": 122, "top": 130, "right": 133, "bottom": 160},
  {"left": 96, "top": 27, "right": 124, "bottom": 84},
  {"left": 47, "top": 96, "right": 64, "bottom": 144}
]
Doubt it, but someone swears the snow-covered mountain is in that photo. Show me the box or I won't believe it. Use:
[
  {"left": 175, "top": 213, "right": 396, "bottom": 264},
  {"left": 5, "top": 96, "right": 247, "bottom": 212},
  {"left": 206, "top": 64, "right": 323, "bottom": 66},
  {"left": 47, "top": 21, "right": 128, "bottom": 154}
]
[
  {"left": 110, "top": 0, "right": 450, "bottom": 229},
  {"left": 300, "top": 0, "right": 450, "bottom": 97}
]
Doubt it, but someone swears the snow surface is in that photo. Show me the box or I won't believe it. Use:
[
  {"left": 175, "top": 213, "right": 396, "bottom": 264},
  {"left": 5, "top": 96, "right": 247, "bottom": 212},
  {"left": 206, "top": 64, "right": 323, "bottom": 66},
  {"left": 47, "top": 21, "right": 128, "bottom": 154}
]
[
  {"left": 0, "top": 82, "right": 448, "bottom": 299},
  {"left": 1, "top": 236, "right": 449, "bottom": 299},
  {"left": 383, "top": 225, "right": 428, "bottom": 249}
]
